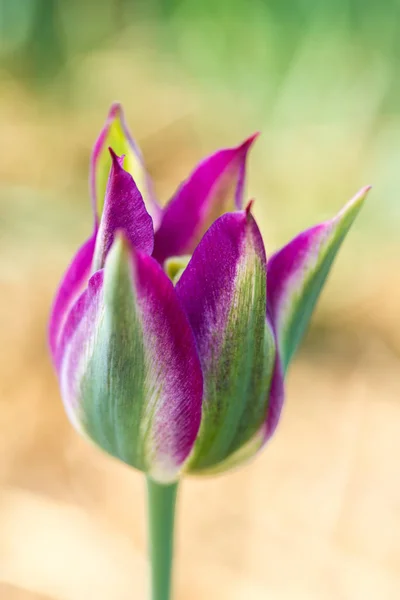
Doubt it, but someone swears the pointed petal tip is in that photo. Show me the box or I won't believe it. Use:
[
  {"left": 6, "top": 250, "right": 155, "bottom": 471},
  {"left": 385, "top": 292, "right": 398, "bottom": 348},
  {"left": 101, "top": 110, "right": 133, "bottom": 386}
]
[
  {"left": 335, "top": 184, "right": 371, "bottom": 222},
  {"left": 108, "top": 147, "right": 125, "bottom": 168},
  {"left": 107, "top": 102, "right": 123, "bottom": 120},
  {"left": 350, "top": 184, "right": 372, "bottom": 203},
  {"left": 245, "top": 199, "right": 255, "bottom": 217},
  {"left": 267, "top": 185, "right": 371, "bottom": 372},
  {"left": 245, "top": 131, "right": 260, "bottom": 144},
  {"left": 239, "top": 131, "right": 260, "bottom": 152}
]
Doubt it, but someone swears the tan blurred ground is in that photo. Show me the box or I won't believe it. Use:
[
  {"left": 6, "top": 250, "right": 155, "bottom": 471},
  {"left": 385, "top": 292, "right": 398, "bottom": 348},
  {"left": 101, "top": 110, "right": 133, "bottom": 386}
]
[{"left": 1, "top": 69, "right": 400, "bottom": 599}]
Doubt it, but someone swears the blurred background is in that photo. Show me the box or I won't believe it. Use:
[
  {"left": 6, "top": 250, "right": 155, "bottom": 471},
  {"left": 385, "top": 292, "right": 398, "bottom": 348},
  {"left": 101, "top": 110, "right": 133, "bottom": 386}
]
[{"left": 0, "top": 0, "right": 399, "bottom": 598}]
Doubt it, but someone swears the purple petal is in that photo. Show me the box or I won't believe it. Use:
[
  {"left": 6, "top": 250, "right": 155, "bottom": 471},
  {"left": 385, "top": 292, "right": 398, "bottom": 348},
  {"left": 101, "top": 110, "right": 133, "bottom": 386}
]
[
  {"left": 49, "top": 233, "right": 96, "bottom": 361},
  {"left": 128, "top": 242, "right": 204, "bottom": 479},
  {"left": 153, "top": 134, "right": 258, "bottom": 264},
  {"left": 92, "top": 149, "right": 154, "bottom": 270},
  {"left": 56, "top": 269, "right": 104, "bottom": 431},
  {"left": 56, "top": 234, "right": 204, "bottom": 482},
  {"left": 267, "top": 186, "right": 370, "bottom": 371},
  {"left": 176, "top": 209, "right": 276, "bottom": 471},
  {"left": 90, "top": 103, "right": 161, "bottom": 226},
  {"left": 263, "top": 349, "right": 285, "bottom": 441}
]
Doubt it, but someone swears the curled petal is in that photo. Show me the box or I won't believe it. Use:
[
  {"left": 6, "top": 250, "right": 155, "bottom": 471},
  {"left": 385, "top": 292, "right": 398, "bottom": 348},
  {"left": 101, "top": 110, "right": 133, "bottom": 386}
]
[
  {"left": 90, "top": 103, "right": 160, "bottom": 226},
  {"left": 267, "top": 186, "right": 370, "bottom": 372},
  {"left": 58, "top": 234, "right": 203, "bottom": 483},
  {"left": 49, "top": 233, "right": 96, "bottom": 361},
  {"left": 92, "top": 150, "right": 154, "bottom": 271},
  {"left": 176, "top": 209, "right": 275, "bottom": 473},
  {"left": 153, "top": 134, "right": 258, "bottom": 264}
]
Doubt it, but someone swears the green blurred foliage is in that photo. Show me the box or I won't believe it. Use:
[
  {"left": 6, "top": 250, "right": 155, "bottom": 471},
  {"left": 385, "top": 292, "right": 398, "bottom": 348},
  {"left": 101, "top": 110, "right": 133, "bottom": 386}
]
[
  {"left": 1, "top": 0, "right": 399, "bottom": 246},
  {"left": 1, "top": 0, "right": 399, "bottom": 96}
]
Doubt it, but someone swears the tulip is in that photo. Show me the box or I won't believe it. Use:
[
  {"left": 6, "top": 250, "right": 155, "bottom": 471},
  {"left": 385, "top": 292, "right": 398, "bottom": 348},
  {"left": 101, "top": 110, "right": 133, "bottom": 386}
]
[{"left": 49, "top": 104, "right": 369, "bottom": 600}]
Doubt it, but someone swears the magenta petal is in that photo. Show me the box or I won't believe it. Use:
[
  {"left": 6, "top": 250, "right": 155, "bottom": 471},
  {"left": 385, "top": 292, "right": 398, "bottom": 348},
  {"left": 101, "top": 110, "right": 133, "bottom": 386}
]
[
  {"left": 92, "top": 149, "right": 154, "bottom": 270},
  {"left": 128, "top": 244, "right": 204, "bottom": 478},
  {"left": 263, "top": 349, "right": 285, "bottom": 441},
  {"left": 55, "top": 270, "right": 104, "bottom": 429},
  {"left": 176, "top": 210, "right": 275, "bottom": 471},
  {"left": 49, "top": 233, "right": 96, "bottom": 361},
  {"left": 175, "top": 209, "right": 265, "bottom": 338},
  {"left": 267, "top": 187, "right": 370, "bottom": 371},
  {"left": 153, "top": 134, "right": 258, "bottom": 263},
  {"left": 56, "top": 235, "right": 204, "bottom": 482}
]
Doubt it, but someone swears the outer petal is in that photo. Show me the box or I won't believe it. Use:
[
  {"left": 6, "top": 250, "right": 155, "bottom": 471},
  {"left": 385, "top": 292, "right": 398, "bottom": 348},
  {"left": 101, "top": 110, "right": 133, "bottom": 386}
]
[
  {"left": 192, "top": 345, "right": 285, "bottom": 475},
  {"left": 56, "top": 269, "right": 104, "bottom": 431},
  {"left": 49, "top": 232, "right": 96, "bottom": 361},
  {"left": 90, "top": 103, "right": 160, "bottom": 226},
  {"left": 267, "top": 186, "right": 370, "bottom": 372},
  {"left": 92, "top": 150, "right": 154, "bottom": 271},
  {"left": 176, "top": 209, "right": 276, "bottom": 473},
  {"left": 58, "top": 234, "right": 203, "bottom": 483},
  {"left": 153, "top": 134, "right": 258, "bottom": 264}
]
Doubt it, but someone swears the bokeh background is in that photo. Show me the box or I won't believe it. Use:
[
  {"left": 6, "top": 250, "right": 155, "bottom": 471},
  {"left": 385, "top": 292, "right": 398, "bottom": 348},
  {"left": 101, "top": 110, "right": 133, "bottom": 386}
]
[{"left": 1, "top": 1, "right": 400, "bottom": 598}]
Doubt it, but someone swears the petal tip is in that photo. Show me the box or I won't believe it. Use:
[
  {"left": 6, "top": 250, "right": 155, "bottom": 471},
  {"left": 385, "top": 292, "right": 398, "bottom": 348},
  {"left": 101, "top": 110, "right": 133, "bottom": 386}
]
[
  {"left": 353, "top": 184, "right": 372, "bottom": 202},
  {"left": 245, "top": 199, "right": 255, "bottom": 217},
  {"left": 336, "top": 184, "right": 371, "bottom": 222},
  {"left": 237, "top": 132, "right": 259, "bottom": 156},
  {"left": 108, "top": 147, "right": 125, "bottom": 168},
  {"left": 242, "top": 131, "right": 260, "bottom": 149},
  {"left": 108, "top": 102, "right": 123, "bottom": 120}
]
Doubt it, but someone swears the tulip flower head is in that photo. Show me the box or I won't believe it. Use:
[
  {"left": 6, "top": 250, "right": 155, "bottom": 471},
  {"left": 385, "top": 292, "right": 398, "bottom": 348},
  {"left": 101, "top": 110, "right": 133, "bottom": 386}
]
[{"left": 49, "top": 104, "right": 369, "bottom": 483}]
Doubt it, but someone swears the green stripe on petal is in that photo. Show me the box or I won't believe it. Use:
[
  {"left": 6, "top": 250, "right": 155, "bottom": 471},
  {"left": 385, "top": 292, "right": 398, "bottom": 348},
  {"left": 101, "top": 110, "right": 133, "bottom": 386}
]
[
  {"left": 267, "top": 186, "right": 370, "bottom": 372},
  {"left": 176, "top": 210, "right": 276, "bottom": 473},
  {"left": 191, "top": 426, "right": 266, "bottom": 476},
  {"left": 79, "top": 235, "right": 203, "bottom": 483}
]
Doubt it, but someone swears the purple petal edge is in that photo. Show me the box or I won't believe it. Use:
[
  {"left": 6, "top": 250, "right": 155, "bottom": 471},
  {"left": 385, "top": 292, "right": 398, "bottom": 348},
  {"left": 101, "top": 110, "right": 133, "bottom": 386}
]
[
  {"left": 92, "top": 149, "right": 154, "bottom": 269},
  {"left": 49, "top": 233, "right": 96, "bottom": 361},
  {"left": 153, "top": 134, "right": 258, "bottom": 264},
  {"left": 56, "top": 270, "right": 104, "bottom": 425},
  {"left": 175, "top": 208, "right": 266, "bottom": 344},
  {"left": 131, "top": 246, "right": 204, "bottom": 473},
  {"left": 266, "top": 186, "right": 371, "bottom": 369},
  {"left": 263, "top": 349, "right": 285, "bottom": 441}
]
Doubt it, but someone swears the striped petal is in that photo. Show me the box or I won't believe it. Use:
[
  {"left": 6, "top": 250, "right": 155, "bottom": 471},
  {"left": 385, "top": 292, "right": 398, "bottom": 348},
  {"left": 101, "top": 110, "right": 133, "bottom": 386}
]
[
  {"left": 267, "top": 186, "right": 370, "bottom": 372},
  {"left": 92, "top": 150, "right": 154, "bottom": 271},
  {"left": 189, "top": 347, "right": 285, "bottom": 476},
  {"left": 59, "top": 234, "right": 203, "bottom": 483},
  {"left": 153, "top": 134, "right": 257, "bottom": 264},
  {"left": 90, "top": 103, "right": 160, "bottom": 226},
  {"left": 56, "top": 269, "right": 104, "bottom": 432},
  {"left": 176, "top": 208, "right": 276, "bottom": 473},
  {"left": 49, "top": 232, "right": 96, "bottom": 361}
]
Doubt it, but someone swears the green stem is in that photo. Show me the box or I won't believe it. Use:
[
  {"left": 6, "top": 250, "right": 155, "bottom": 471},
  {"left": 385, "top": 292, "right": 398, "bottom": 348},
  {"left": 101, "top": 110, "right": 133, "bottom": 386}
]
[{"left": 146, "top": 477, "right": 179, "bottom": 600}]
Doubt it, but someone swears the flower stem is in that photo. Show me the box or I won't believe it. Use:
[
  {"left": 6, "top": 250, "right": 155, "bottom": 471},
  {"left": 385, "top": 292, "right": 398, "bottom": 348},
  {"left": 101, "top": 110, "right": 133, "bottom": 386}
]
[{"left": 146, "top": 477, "right": 179, "bottom": 600}]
